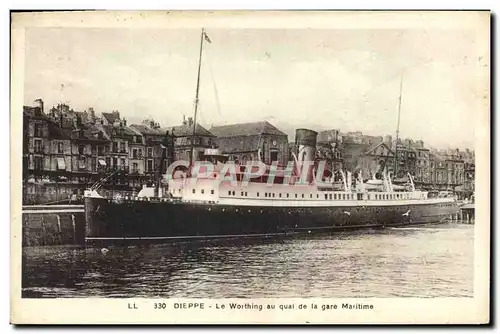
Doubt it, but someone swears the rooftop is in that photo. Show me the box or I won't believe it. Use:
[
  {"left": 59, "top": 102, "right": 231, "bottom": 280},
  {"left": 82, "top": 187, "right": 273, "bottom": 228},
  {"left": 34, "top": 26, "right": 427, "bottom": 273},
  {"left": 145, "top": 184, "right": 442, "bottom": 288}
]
[{"left": 210, "top": 121, "right": 287, "bottom": 138}]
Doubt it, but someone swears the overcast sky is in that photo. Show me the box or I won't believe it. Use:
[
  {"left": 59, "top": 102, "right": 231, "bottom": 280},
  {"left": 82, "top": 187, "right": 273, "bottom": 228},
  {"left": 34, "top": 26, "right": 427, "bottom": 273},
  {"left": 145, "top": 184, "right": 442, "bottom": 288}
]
[{"left": 24, "top": 27, "right": 486, "bottom": 149}]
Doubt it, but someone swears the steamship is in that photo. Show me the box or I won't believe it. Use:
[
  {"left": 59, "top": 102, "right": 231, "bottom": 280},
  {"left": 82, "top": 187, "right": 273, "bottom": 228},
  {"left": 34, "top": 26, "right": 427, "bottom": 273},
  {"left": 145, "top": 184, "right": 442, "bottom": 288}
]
[
  {"left": 84, "top": 29, "right": 460, "bottom": 244},
  {"left": 84, "top": 127, "right": 459, "bottom": 244}
]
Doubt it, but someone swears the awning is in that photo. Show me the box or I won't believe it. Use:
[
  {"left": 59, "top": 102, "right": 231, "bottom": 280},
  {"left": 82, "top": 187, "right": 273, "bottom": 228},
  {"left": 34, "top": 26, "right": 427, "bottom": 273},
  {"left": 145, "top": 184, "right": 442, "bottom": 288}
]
[
  {"left": 57, "top": 158, "right": 66, "bottom": 170},
  {"left": 98, "top": 159, "right": 106, "bottom": 166}
]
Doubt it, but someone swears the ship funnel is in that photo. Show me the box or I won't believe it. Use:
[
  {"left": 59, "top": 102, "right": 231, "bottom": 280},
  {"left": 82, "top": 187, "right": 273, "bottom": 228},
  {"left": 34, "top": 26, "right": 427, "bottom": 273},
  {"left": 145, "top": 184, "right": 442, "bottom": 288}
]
[{"left": 295, "top": 128, "right": 318, "bottom": 184}]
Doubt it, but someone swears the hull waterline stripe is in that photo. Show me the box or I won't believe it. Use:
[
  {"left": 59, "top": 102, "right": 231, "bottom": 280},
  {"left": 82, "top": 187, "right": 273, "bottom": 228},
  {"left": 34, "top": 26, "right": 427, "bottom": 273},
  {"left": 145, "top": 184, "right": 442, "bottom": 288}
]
[{"left": 86, "top": 232, "right": 290, "bottom": 240}]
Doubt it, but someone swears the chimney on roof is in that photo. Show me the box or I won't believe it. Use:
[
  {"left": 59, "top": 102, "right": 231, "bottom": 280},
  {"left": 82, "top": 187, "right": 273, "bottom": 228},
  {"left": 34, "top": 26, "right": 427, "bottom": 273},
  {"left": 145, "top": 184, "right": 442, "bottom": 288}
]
[
  {"left": 188, "top": 117, "right": 193, "bottom": 127},
  {"left": 123, "top": 118, "right": 127, "bottom": 127},
  {"left": 150, "top": 120, "right": 155, "bottom": 129},
  {"left": 183, "top": 115, "right": 187, "bottom": 126},
  {"left": 88, "top": 107, "right": 95, "bottom": 123},
  {"left": 34, "top": 99, "right": 44, "bottom": 114}
]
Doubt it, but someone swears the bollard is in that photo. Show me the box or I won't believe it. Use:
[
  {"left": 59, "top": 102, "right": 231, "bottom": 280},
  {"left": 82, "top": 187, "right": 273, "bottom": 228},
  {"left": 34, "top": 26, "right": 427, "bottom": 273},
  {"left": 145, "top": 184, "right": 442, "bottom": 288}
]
[
  {"left": 41, "top": 216, "right": 46, "bottom": 246},
  {"left": 56, "top": 214, "right": 62, "bottom": 244},
  {"left": 71, "top": 214, "right": 76, "bottom": 244}
]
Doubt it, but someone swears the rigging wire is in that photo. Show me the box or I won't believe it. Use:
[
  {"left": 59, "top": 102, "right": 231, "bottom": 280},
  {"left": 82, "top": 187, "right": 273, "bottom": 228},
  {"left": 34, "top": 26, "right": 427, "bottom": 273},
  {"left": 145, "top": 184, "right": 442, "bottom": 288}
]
[{"left": 204, "top": 47, "right": 223, "bottom": 118}]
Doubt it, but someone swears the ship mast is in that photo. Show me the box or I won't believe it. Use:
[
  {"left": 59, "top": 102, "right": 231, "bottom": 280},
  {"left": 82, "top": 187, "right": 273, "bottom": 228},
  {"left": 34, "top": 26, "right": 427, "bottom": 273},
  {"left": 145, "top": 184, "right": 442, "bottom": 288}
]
[
  {"left": 393, "top": 72, "right": 404, "bottom": 177},
  {"left": 190, "top": 28, "right": 206, "bottom": 173}
]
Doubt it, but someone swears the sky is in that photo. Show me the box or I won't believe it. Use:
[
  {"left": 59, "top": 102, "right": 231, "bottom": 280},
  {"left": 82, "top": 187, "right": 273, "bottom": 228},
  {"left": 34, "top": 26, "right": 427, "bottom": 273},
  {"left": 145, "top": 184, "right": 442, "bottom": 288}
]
[{"left": 23, "top": 27, "right": 487, "bottom": 149}]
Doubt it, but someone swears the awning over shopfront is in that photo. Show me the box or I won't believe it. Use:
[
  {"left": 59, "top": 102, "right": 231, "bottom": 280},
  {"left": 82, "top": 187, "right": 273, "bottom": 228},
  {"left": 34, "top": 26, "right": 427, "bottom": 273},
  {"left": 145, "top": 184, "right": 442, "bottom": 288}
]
[
  {"left": 98, "top": 159, "right": 106, "bottom": 166},
  {"left": 57, "top": 158, "right": 66, "bottom": 170}
]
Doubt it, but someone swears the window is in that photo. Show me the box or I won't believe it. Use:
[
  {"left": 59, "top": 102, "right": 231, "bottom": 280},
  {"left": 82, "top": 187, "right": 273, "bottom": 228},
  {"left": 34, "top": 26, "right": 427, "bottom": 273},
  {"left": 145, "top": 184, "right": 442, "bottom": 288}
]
[
  {"left": 98, "top": 146, "right": 104, "bottom": 156},
  {"left": 133, "top": 149, "right": 138, "bottom": 159},
  {"left": 272, "top": 193, "right": 275, "bottom": 198},
  {"left": 270, "top": 151, "right": 279, "bottom": 162},
  {"left": 257, "top": 192, "right": 259, "bottom": 197},
  {"left": 120, "top": 142, "right": 126, "bottom": 153},
  {"left": 329, "top": 194, "right": 332, "bottom": 200},
  {"left": 192, "top": 189, "right": 195, "bottom": 194},
  {"left": 317, "top": 194, "right": 319, "bottom": 198},
  {"left": 265, "top": 193, "right": 268, "bottom": 197},
  {"left": 34, "top": 139, "right": 42, "bottom": 153},
  {"left": 78, "top": 145, "right": 85, "bottom": 155},
  {"left": 301, "top": 194, "right": 304, "bottom": 198},
  {"left": 147, "top": 159, "right": 153, "bottom": 172},
  {"left": 112, "top": 157, "right": 117, "bottom": 167},
  {"left": 120, "top": 158, "right": 125, "bottom": 167},
  {"left": 34, "top": 123, "right": 43, "bottom": 137},
  {"left": 132, "top": 163, "right": 138, "bottom": 173},
  {"left": 325, "top": 194, "right": 328, "bottom": 200},
  {"left": 295, "top": 194, "right": 298, "bottom": 198},
  {"left": 211, "top": 190, "right": 214, "bottom": 195},
  {"left": 105, "top": 157, "right": 111, "bottom": 167},
  {"left": 279, "top": 193, "right": 282, "bottom": 198},
  {"left": 310, "top": 194, "right": 312, "bottom": 198},
  {"left": 201, "top": 189, "right": 205, "bottom": 194},
  {"left": 113, "top": 142, "right": 118, "bottom": 153},
  {"left": 228, "top": 191, "right": 231, "bottom": 196},
  {"left": 286, "top": 193, "right": 289, "bottom": 198},
  {"left": 58, "top": 142, "right": 64, "bottom": 154},
  {"left": 147, "top": 147, "right": 153, "bottom": 157},
  {"left": 232, "top": 191, "right": 235, "bottom": 195},
  {"left": 245, "top": 192, "right": 248, "bottom": 196},
  {"left": 34, "top": 156, "right": 43, "bottom": 170}
]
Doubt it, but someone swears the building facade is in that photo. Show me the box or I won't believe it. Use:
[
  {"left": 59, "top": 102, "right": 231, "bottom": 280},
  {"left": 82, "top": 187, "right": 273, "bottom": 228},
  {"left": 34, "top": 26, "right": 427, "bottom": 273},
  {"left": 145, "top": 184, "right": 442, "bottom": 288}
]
[{"left": 211, "top": 121, "right": 289, "bottom": 166}]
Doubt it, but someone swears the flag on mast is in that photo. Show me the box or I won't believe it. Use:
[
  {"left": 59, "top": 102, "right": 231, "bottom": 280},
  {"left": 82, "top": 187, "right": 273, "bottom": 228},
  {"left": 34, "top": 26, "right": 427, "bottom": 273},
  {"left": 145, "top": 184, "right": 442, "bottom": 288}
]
[{"left": 204, "top": 32, "right": 212, "bottom": 43}]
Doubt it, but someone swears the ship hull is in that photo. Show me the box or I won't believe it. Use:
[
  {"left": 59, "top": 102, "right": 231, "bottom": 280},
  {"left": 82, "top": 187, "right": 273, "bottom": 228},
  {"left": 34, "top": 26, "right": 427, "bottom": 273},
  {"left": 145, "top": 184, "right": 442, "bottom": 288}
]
[{"left": 85, "top": 197, "right": 460, "bottom": 245}]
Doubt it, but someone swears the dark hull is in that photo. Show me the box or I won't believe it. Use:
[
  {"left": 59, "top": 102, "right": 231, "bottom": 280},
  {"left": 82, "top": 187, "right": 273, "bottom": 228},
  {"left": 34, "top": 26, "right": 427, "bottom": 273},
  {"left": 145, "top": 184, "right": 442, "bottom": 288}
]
[{"left": 85, "top": 197, "right": 459, "bottom": 245}]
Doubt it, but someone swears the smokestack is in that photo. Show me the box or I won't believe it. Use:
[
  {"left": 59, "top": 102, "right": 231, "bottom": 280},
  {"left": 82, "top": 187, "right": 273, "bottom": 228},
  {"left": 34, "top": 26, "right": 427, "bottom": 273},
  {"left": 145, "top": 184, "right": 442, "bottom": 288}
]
[
  {"left": 188, "top": 117, "right": 193, "bottom": 127},
  {"left": 295, "top": 128, "right": 318, "bottom": 184},
  {"left": 123, "top": 118, "right": 127, "bottom": 126}
]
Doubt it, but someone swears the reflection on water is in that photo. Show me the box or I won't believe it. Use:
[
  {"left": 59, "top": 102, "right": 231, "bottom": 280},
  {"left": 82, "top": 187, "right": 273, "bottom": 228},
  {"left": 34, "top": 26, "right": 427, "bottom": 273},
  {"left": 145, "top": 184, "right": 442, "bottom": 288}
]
[{"left": 22, "top": 224, "right": 474, "bottom": 298}]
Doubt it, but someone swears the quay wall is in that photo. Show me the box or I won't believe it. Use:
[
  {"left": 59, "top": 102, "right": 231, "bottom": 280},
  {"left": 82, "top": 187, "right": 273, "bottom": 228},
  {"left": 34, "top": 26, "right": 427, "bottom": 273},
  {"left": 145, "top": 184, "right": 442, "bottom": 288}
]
[{"left": 22, "top": 205, "right": 86, "bottom": 246}]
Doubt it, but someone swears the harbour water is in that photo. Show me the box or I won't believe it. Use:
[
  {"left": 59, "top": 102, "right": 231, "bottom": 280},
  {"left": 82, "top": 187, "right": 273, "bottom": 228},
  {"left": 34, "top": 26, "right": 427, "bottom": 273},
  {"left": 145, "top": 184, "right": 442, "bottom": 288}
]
[{"left": 22, "top": 223, "right": 474, "bottom": 298}]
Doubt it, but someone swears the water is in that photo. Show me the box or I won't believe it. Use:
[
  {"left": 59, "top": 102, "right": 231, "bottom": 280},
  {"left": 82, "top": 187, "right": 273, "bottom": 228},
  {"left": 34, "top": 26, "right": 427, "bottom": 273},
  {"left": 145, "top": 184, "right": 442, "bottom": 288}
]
[{"left": 22, "top": 223, "right": 474, "bottom": 298}]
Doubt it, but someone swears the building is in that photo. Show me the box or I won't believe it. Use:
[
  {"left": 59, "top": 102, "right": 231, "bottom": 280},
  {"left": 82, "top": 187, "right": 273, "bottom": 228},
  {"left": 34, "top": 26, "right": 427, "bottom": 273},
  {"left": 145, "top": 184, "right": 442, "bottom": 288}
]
[
  {"left": 461, "top": 149, "right": 475, "bottom": 198},
  {"left": 166, "top": 117, "right": 215, "bottom": 163},
  {"left": 316, "top": 129, "right": 343, "bottom": 173},
  {"left": 392, "top": 138, "right": 417, "bottom": 179},
  {"left": 413, "top": 140, "right": 431, "bottom": 188},
  {"left": 131, "top": 117, "right": 214, "bottom": 175},
  {"left": 210, "top": 121, "right": 288, "bottom": 166}
]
